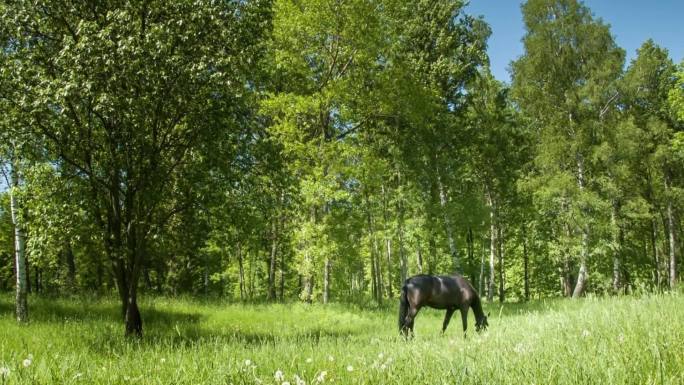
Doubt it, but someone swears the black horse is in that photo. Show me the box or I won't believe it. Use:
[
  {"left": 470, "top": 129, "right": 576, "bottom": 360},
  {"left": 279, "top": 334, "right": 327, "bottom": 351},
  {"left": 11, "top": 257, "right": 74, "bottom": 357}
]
[{"left": 399, "top": 274, "right": 488, "bottom": 336}]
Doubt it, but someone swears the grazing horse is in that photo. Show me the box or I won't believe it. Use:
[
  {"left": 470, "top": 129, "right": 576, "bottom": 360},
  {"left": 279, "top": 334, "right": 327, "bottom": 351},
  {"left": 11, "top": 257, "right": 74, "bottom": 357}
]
[{"left": 399, "top": 274, "right": 488, "bottom": 336}]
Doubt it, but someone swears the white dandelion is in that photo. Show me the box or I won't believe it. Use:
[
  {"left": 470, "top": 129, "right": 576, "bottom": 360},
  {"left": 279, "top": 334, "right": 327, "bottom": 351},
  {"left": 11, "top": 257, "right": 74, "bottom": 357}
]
[
  {"left": 294, "top": 374, "right": 306, "bottom": 385},
  {"left": 306, "top": 357, "right": 313, "bottom": 364},
  {"left": 274, "top": 370, "right": 285, "bottom": 381},
  {"left": 327, "top": 355, "right": 334, "bottom": 362},
  {"left": 513, "top": 343, "right": 526, "bottom": 354},
  {"left": 22, "top": 358, "right": 32, "bottom": 368},
  {"left": 315, "top": 371, "right": 328, "bottom": 383},
  {"left": 0, "top": 366, "right": 10, "bottom": 378},
  {"left": 346, "top": 365, "right": 354, "bottom": 372},
  {"left": 378, "top": 353, "right": 384, "bottom": 359},
  {"left": 244, "top": 359, "right": 252, "bottom": 367},
  {"left": 581, "top": 330, "right": 590, "bottom": 338},
  {"left": 73, "top": 372, "right": 83, "bottom": 380}
]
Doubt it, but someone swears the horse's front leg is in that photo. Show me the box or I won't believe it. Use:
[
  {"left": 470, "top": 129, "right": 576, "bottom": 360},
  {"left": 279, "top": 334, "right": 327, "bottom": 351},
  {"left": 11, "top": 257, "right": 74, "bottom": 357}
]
[
  {"left": 460, "top": 306, "right": 469, "bottom": 338},
  {"left": 441, "top": 308, "right": 455, "bottom": 334}
]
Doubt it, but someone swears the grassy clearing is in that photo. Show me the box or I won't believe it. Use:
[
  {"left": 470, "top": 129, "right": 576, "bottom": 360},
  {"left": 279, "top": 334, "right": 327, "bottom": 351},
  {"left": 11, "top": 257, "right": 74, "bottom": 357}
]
[{"left": 0, "top": 293, "right": 683, "bottom": 384}]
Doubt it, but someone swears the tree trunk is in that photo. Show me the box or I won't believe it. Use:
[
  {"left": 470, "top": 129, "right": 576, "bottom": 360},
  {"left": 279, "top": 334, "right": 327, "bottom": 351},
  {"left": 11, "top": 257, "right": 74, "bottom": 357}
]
[
  {"left": 416, "top": 235, "right": 424, "bottom": 274},
  {"left": 10, "top": 155, "right": 28, "bottom": 323},
  {"left": 665, "top": 177, "right": 678, "bottom": 289},
  {"left": 572, "top": 154, "right": 589, "bottom": 298},
  {"left": 479, "top": 235, "right": 485, "bottom": 296},
  {"left": 438, "top": 174, "right": 460, "bottom": 273},
  {"left": 487, "top": 191, "right": 497, "bottom": 302},
  {"left": 523, "top": 225, "right": 530, "bottom": 301},
  {"left": 381, "top": 185, "right": 393, "bottom": 298},
  {"left": 323, "top": 257, "right": 330, "bottom": 304},
  {"left": 466, "top": 227, "right": 474, "bottom": 283},
  {"left": 498, "top": 225, "right": 505, "bottom": 303},
  {"left": 667, "top": 200, "right": 677, "bottom": 289},
  {"left": 278, "top": 245, "right": 285, "bottom": 301},
  {"left": 237, "top": 243, "right": 245, "bottom": 301},
  {"left": 268, "top": 219, "right": 278, "bottom": 301},
  {"left": 611, "top": 202, "right": 622, "bottom": 292},
  {"left": 398, "top": 210, "right": 408, "bottom": 284},
  {"left": 65, "top": 241, "right": 76, "bottom": 289},
  {"left": 651, "top": 218, "right": 662, "bottom": 288}
]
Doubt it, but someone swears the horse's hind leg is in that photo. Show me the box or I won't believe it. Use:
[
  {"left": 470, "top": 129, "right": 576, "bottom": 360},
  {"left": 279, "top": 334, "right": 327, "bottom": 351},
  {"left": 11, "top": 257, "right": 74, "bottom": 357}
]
[
  {"left": 441, "top": 308, "right": 455, "bottom": 334},
  {"left": 405, "top": 305, "right": 420, "bottom": 337}
]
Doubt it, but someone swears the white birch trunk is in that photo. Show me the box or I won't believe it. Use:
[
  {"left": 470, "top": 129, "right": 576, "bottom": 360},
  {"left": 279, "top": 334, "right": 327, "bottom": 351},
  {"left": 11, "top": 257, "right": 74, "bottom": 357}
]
[{"left": 10, "top": 155, "right": 28, "bottom": 322}]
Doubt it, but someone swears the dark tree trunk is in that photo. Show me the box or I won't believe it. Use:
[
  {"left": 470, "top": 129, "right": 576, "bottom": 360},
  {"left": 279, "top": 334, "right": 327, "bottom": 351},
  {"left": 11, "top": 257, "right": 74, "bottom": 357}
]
[{"left": 64, "top": 241, "right": 76, "bottom": 289}]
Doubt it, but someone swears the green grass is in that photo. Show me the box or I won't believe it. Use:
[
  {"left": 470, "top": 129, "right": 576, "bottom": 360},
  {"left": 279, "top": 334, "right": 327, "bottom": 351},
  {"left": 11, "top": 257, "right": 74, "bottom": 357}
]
[{"left": 1, "top": 293, "right": 683, "bottom": 384}]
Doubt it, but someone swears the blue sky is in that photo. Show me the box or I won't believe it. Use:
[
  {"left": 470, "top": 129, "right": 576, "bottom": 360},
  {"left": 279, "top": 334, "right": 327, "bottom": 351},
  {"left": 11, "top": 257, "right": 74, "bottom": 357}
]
[{"left": 465, "top": 0, "right": 684, "bottom": 83}]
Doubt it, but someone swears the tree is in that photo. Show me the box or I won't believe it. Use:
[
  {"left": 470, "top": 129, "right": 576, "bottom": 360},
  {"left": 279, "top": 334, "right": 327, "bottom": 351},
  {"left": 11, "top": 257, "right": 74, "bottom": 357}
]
[
  {"left": 1, "top": 0, "right": 270, "bottom": 335},
  {"left": 511, "top": 0, "right": 624, "bottom": 297}
]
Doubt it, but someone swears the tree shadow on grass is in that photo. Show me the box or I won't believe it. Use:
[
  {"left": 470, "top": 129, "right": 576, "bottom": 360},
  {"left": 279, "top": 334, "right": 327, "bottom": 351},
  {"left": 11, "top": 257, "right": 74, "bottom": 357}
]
[{"left": 84, "top": 318, "right": 361, "bottom": 356}]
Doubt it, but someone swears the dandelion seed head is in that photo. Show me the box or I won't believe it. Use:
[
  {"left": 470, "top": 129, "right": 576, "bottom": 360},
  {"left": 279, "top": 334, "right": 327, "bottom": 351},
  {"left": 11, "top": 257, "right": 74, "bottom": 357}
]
[
  {"left": 346, "top": 365, "right": 353, "bottom": 372},
  {"left": 327, "top": 355, "right": 334, "bottom": 362},
  {"left": 0, "top": 366, "right": 10, "bottom": 377},
  {"left": 581, "top": 329, "right": 590, "bottom": 338},
  {"left": 316, "top": 370, "right": 327, "bottom": 383},
  {"left": 22, "top": 358, "right": 32, "bottom": 368},
  {"left": 306, "top": 357, "right": 313, "bottom": 363},
  {"left": 274, "top": 370, "right": 285, "bottom": 381}
]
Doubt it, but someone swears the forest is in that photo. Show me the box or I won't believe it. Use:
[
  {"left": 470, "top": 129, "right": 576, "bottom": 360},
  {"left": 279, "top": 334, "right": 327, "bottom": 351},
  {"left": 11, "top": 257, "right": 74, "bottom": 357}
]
[{"left": 1, "top": 0, "right": 683, "bottom": 341}]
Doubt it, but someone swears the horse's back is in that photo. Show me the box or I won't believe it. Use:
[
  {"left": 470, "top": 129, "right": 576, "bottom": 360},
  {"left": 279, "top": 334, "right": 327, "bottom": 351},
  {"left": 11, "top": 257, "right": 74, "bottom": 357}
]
[{"left": 404, "top": 274, "right": 476, "bottom": 309}]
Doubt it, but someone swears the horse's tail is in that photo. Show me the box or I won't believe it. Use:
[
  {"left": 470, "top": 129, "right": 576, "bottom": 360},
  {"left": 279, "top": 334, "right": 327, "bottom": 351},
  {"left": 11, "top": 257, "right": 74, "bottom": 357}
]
[{"left": 398, "top": 284, "right": 409, "bottom": 331}]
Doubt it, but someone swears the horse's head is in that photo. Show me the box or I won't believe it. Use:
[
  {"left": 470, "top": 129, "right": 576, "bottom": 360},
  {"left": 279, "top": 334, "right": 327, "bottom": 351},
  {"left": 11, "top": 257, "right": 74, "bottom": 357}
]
[{"left": 476, "top": 312, "right": 490, "bottom": 332}]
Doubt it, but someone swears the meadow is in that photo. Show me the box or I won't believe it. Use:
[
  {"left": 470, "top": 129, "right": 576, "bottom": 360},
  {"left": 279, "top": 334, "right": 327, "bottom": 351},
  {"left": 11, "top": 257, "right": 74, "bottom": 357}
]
[{"left": 1, "top": 293, "right": 683, "bottom": 385}]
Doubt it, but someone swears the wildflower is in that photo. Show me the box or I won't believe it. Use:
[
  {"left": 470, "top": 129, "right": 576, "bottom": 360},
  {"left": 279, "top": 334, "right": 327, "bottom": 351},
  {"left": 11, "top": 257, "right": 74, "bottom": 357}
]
[
  {"left": 380, "top": 364, "right": 387, "bottom": 371},
  {"left": 160, "top": 358, "right": 166, "bottom": 364},
  {"left": 346, "top": 365, "right": 353, "bottom": 372},
  {"left": 294, "top": 374, "right": 306, "bottom": 385},
  {"left": 0, "top": 366, "right": 10, "bottom": 378},
  {"left": 306, "top": 357, "right": 313, "bottom": 364},
  {"left": 581, "top": 330, "right": 590, "bottom": 338},
  {"left": 513, "top": 343, "right": 526, "bottom": 354},
  {"left": 244, "top": 359, "right": 252, "bottom": 367},
  {"left": 22, "top": 358, "right": 32, "bottom": 368},
  {"left": 377, "top": 353, "right": 384, "bottom": 359},
  {"left": 73, "top": 372, "right": 83, "bottom": 380},
  {"left": 617, "top": 333, "right": 625, "bottom": 344},
  {"left": 315, "top": 371, "right": 327, "bottom": 383},
  {"left": 327, "top": 355, "right": 334, "bottom": 362},
  {"left": 274, "top": 370, "right": 285, "bottom": 381}
]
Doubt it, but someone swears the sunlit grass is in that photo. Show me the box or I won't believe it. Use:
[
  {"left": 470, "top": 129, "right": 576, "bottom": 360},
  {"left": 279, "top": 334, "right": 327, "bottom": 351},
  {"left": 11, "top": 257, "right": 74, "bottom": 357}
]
[{"left": 0, "top": 293, "right": 683, "bottom": 384}]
